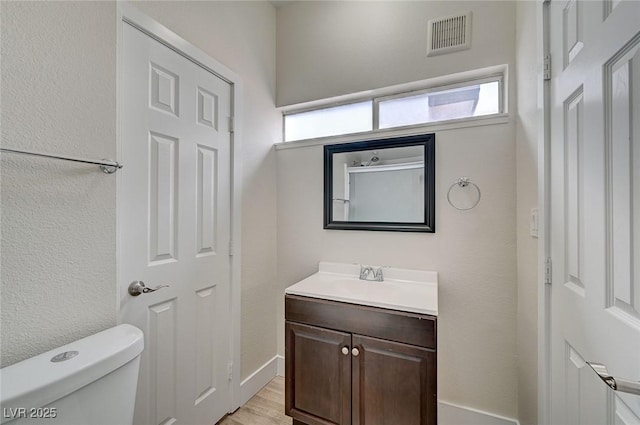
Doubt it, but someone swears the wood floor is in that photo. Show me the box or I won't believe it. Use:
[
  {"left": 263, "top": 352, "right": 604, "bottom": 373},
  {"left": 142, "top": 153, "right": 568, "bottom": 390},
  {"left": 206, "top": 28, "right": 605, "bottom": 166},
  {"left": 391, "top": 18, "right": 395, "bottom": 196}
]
[{"left": 218, "top": 377, "right": 292, "bottom": 425}]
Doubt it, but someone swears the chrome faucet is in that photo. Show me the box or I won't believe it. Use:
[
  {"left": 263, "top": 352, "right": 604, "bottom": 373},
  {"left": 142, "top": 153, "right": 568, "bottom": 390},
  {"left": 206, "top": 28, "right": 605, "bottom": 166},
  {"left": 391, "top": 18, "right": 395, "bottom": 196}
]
[{"left": 359, "top": 265, "right": 384, "bottom": 282}]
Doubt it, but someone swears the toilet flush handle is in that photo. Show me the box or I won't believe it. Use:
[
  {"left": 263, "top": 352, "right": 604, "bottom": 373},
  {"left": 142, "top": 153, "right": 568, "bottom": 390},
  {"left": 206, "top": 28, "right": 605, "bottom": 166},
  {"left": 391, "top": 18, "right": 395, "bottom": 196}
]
[{"left": 128, "top": 281, "right": 169, "bottom": 296}]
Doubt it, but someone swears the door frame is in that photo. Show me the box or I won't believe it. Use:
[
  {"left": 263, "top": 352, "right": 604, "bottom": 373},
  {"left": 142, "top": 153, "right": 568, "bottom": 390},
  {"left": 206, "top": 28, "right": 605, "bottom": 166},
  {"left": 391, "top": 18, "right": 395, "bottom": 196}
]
[
  {"left": 537, "top": 0, "right": 551, "bottom": 424},
  {"left": 115, "top": 2, "right": 244, "bottom": 413}
]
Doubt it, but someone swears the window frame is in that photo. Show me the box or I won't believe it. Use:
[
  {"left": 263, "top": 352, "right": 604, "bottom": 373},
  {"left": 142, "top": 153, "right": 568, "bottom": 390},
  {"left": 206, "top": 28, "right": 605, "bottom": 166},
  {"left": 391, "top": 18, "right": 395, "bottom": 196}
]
[
  {"left": 282, "top": 72, "right": 505, "bottom": 143},
  {"left": 282, "top": 99, "right": 374, "bottom": 142},
  {"left": 373, "top": 74, "right": 503, "bottom": 129}
]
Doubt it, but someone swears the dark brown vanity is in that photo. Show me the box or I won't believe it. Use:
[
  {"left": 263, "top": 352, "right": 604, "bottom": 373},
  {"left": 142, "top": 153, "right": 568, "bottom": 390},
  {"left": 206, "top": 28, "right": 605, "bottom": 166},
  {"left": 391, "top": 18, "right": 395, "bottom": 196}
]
[{"left": 285, "top": 294, "right": 437, "bottom": 425}]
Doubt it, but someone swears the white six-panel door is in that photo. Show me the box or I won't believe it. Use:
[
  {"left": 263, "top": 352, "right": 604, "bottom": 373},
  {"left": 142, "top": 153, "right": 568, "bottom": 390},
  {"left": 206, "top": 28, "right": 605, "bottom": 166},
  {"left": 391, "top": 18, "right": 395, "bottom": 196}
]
[
  {"left": 119, "top": 22, "right": 232, "bottom": 425},
  {"left": 549, "top": 1, "right": 640, "bottom": 423}
]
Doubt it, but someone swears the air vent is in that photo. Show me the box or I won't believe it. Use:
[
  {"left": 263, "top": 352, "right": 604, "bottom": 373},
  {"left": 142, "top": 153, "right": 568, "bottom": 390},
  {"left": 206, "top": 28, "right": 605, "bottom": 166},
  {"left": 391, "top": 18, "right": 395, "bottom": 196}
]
[{"left": 427, "top": 12, "right": 472, "bottom": 57}]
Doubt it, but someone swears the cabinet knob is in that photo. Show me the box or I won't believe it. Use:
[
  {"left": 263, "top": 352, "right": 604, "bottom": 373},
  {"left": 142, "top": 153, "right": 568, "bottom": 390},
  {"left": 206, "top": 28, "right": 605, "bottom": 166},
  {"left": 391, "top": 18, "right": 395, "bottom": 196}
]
[
  {"left": 341, "top": 347, "right": 349, "bottom": 355},
  {"left": 352, "top": 347, "right": 360, "bottom": 357}
]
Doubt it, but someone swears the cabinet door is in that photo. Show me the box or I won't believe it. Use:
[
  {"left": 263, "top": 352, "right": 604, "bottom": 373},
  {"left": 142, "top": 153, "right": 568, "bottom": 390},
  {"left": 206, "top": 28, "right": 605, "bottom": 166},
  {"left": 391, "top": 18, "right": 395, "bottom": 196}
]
[
  {"left": 285, "top": 322, "right": 352, "bottom": 425},
  {"left": 352, "top": 335, "right": 436, "bottom": 425}
]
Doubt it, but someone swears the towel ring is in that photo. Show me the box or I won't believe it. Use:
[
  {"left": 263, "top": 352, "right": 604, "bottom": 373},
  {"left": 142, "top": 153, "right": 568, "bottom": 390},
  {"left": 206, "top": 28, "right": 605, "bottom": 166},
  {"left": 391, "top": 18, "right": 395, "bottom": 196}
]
[{"left": 447, "top": 177, "right": 481, "bottom": 210}]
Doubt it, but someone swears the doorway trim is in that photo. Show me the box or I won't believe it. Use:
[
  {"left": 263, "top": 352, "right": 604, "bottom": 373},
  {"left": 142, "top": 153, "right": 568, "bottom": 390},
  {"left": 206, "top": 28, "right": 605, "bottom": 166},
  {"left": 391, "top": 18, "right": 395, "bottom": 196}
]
[
  {"left": 115, "top": 2, "right": 243, "bottom": 413},
  {"left": 537, "top": 0, "right": 551, "bottom": 424}
]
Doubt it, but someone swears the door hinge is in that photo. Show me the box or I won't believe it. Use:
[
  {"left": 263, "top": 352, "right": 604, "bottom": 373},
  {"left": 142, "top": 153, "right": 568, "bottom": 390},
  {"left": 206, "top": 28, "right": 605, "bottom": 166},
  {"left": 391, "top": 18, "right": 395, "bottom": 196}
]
[
  {"left": 545, "top": 257, "right": 552, "bottom": 284},
  {"left": 228, "top": 116, "right": 235, "bottom": 133},
  {"left": 227, "top": 362, "right": 233, "bottom": 381},
  {"left": 229, "top": 239, "right": 234, "bottom": 257},
  {"left": 543, "top": 54, "right": 551, "bottom": 80}
]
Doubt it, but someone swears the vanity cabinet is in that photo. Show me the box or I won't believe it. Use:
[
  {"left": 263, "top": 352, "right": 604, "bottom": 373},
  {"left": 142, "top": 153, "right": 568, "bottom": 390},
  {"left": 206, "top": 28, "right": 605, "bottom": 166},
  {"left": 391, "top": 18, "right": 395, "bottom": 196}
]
[{"left": 285, "top": 294, "right": 437, "bottom": 425}]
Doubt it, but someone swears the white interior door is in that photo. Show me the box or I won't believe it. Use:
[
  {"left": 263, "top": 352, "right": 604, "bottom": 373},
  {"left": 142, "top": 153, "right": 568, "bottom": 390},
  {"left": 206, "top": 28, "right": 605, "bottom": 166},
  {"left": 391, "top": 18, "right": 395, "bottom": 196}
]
[
  {"left": 549, "top": 1, "right": 640, "bottom": 423},
  {"left": 119, "top": 22, "right": 232, "bottom": 425}
]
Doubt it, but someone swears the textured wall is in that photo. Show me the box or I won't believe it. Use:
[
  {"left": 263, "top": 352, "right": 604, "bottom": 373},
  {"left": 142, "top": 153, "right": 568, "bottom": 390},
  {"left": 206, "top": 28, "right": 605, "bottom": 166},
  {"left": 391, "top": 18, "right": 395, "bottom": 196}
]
[
  {"left": 1, "top": 2, "right": 279, "bottom": 382},
  {"left": 1, "top": 1, "right": 118, "bottom": 367},
  {"left": 277, "top": 124, "right": 518, "bottom": 418},
  {"left": 276, "top": 1, "right": 518, "bottom": 419},
  {"left": 515, "top": 2, "right": 540, "bottom": 424},
  {"left": 277, "top": 1, "right": 517, "bottom": 106},
  {"left": 131, "top": 1, "right": 280, "bottom": 380}
]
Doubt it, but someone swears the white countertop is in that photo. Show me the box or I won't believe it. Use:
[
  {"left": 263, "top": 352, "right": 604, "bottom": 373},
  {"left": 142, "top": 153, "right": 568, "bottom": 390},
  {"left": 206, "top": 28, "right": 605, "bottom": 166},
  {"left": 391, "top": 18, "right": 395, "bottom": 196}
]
[{"left": 285, "top": 262, "right": 438, "bottom": 316}]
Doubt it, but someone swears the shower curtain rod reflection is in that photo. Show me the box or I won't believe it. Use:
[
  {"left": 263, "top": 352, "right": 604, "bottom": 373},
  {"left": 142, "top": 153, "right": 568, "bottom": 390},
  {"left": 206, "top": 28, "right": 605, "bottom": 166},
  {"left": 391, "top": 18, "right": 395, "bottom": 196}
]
[{"left": 1, "top": 147, "right": 123, "bottom": 174}]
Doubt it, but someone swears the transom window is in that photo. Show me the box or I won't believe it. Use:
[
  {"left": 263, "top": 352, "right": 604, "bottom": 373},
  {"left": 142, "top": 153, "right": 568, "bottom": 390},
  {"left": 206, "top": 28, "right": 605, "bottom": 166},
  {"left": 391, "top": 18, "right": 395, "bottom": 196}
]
[{"left": 283, "top": 74, "right": 503, "bottom": 142}]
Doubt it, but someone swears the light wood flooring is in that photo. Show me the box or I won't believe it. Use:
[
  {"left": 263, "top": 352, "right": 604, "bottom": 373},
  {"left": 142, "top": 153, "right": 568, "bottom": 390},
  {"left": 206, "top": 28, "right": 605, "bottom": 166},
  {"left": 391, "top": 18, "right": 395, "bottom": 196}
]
[{"left": 217, "top": 377, "right": 292, "bottom": 425}]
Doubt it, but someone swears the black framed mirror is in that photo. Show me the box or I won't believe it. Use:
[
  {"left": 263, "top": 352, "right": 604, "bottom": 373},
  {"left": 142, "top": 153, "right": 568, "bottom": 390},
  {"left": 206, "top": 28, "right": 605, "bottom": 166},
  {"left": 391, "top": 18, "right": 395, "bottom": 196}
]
[{"left": 324, "top": 133, "right": 435, "bottom": 232}]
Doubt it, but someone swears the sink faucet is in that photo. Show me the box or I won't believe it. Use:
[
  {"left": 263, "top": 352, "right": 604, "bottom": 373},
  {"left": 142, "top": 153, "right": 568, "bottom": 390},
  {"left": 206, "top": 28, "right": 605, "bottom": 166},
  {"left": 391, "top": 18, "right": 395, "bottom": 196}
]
[{"left": 359, "top": 265, "right": 384, "bottom": 282}]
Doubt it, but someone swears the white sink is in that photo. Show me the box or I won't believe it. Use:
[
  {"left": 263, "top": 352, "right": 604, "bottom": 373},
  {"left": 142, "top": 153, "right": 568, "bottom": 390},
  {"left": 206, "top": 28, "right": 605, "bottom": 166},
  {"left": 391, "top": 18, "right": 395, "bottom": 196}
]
[{"left": 285, "top": 262, "right": 438, "bottom": 315}]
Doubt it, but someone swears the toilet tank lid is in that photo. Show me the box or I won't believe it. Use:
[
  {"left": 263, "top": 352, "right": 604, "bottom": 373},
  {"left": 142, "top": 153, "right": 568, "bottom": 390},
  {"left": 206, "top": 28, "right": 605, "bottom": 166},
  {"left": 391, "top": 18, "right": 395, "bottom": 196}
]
[{"left": 0, "top": 324, "right": 143, "bottom": 414}]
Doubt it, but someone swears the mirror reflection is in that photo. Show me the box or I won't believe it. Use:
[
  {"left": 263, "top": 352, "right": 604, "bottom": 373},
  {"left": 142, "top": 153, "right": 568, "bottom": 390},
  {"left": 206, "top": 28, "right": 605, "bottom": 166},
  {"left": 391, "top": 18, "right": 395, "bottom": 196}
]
[
  {"left": 324, "top": 134, "right": 435, "bottom": 232},
  {"left": 332, "top": 146, "right": 424, "bottom": 222}
]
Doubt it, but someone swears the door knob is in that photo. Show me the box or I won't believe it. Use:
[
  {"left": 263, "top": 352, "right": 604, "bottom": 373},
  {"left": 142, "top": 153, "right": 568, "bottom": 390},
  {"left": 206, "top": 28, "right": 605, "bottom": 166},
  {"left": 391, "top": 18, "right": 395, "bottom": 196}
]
[
  {"left": 586, "top": 361, "right": 640, "bottom": 396},
  {"left": 341, "top": 347, "right": 349, "bottom": 355},
  {"left": 352, "top": 347, "right": 360, "bottom": 357},
  {"left": 128, "top": 281, "right": 169, "bottom": 297}
]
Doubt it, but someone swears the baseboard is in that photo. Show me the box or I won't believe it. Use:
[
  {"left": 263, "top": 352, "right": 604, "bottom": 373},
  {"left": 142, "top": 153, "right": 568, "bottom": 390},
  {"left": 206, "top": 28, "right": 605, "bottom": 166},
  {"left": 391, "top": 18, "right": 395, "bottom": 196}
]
[
  {"left": 276, "top": 355, "right": 285, "bottom": 377},
  {"left": 438, "top": 400, "right": 520, "bottom": 425},
  {"left": 239, "top": 355, "right": 279, "bottom": 405}
]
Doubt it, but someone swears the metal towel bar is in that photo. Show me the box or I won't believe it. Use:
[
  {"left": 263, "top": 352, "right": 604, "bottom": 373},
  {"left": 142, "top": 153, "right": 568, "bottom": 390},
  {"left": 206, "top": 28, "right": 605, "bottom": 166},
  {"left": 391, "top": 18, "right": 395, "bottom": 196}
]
[
  {"left": 587, "top": 361, "right": 640, "bottom": 396},
  {"left": 0, "top": 147, "right": 122, "bottom": 174},
  {"left": 446, "top": 176, "right": 481, "bottom": 210}
]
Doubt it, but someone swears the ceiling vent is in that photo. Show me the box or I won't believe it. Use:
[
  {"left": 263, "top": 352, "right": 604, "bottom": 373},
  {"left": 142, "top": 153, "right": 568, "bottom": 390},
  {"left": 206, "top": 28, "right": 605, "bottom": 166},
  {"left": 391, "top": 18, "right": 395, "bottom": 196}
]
[{"left": 427, "top": 12, "right": 472, "bottom": 57}]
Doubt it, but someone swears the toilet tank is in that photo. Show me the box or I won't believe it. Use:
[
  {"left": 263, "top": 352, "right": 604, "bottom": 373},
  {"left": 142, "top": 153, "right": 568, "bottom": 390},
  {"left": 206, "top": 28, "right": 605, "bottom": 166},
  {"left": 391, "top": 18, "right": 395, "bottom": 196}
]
[{"left": 0, "top": 324, "right": 144, "bottom": 425}]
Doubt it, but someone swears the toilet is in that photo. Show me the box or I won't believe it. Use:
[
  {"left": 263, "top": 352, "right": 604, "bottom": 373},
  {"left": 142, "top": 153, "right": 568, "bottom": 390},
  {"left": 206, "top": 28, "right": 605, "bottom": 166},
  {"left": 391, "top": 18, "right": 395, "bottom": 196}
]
[{"left": 0, "top": 324, "right": 143, "bottom": 425}]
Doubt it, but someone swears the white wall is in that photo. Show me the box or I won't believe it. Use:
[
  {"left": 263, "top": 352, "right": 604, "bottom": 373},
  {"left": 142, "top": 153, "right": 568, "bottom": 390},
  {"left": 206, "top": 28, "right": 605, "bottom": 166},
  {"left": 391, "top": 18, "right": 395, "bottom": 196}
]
[
  {"left": 276, "top": 1, "right": 519, "bottom": 419},
  {"left": 1, "top": 1, "right": 118, "bottom": 367},
  {"left": 277, "top": 1, "right": 516, "bottom": 107},
  {"left": 515, "top": 1, "right": 540, "bottom": 424},
  {"left": 277, "top": 123, "right": 518, "bottom": 417},
  {"left": 1, "top": 1, "right": 280, "bottom": 381}
]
